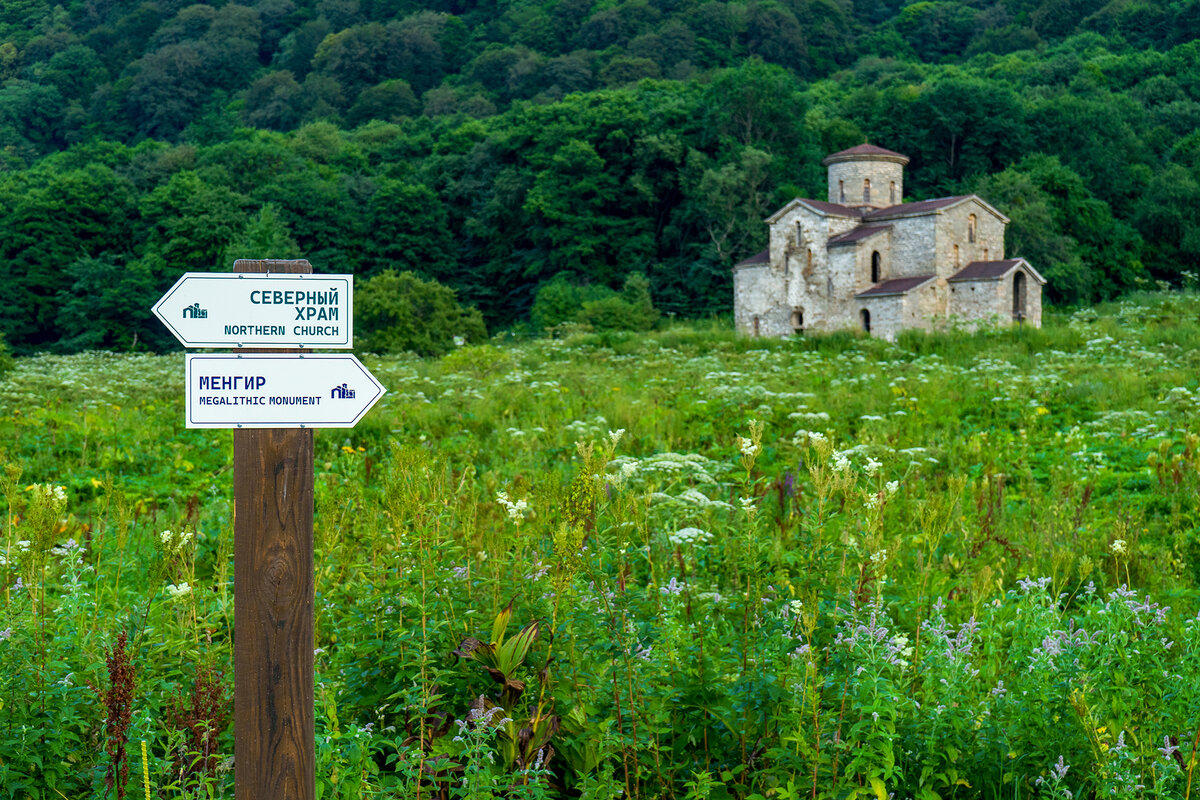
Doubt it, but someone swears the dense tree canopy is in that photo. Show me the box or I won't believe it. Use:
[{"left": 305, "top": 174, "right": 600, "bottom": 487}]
[{"left": 0, "top": 0, "right": 1197, "bottom": 352}]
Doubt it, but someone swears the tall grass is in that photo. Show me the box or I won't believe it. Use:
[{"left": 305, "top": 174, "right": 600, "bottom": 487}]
[{"left": 1, "top": 294, "right": 1199, "bottom": 798}]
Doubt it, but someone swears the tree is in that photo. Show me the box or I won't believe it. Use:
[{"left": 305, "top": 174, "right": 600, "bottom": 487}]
[
  {"left": 55, "top": 256, "right": 166, "bottom": 352},
  {"left": 975, "top": 154, "right": 1145, "bottom": 303},
  {"left": 242, "top": 70, "right": 308, "bottom": 130},
  {"left": 140, "top": 170, "right": 248, "bottom": 273},
  {"left": 346, "top": 79, "right": 419, "bottom": 126},
  {"left": 363, "top": 180, "right": 455, "bottom": 278},
  {"left": 224, "top": 203, "right": 302, "bottom": 263},
  {"left": 354, "top": 269, "right": 486, "bottom": 355}
]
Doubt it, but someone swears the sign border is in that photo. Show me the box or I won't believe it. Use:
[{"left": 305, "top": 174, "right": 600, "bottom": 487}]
[
  {"left": 185, "top": 353, "right": 385, "bottom": 429},
  {"left": 153, "top": 272, "right": 354, "bottom": 349}
]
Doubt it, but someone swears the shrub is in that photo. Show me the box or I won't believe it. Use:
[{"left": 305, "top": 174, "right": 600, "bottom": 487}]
[
  {"left": 0, "top": 332, "right": 13, "bottom": 377},
  {"left": 354, "top": 269, "right": 486, "bottom": 356}
]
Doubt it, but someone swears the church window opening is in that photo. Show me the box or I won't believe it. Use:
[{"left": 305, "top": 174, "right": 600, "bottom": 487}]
[
  {"left": 860, "top": 309, "right": 871, "bottom": 333},
  {"left": 839, "top": 180, "right": 845, "bottom": 203},
  {"left": 890, "top": 181, "right": 896, "bottom": 204},
  {"left": 796, "top": 222, "right": 803, "bottom": 245},
  {"left": 1013, "top": 272, "right": 1027, "bottom": 320},
  {"left": 807, "top": 249, "right": 813, "bottom": 271},
  {"left": 791, "top": 308, "right": 803, "bottom": 332},
  {"left": 983, "top": 247, "right": 989, "bottom": 260},
  {"left": 953, "top": 244, "right": 960, "bottom": 267},
  {"left": 871, "top": 251, "right": 881, "bottom": 283},
  {"left": 753, "top": 316, "right": 760, "bottom": 336},
  {"left": 968, "top": 214, "right": 977, "bottom": 243},
  {"left": 863, "top": 179, "right": 871, "bottom": 204}
]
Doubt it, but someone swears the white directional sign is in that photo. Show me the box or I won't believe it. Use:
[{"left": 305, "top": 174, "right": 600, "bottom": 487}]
[
  {"left": 153, "top": 272, "right": 353, "bottom": 348},
  {"left": 186, "top": 354, "right": 385, "bottom": 428}
]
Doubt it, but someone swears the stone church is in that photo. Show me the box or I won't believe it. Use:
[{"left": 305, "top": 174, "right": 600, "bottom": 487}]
[{"left": 733, "top": 144, "right": 1047, "bottom": 340}]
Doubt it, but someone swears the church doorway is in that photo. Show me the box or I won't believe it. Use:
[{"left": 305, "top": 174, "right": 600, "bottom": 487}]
[
  {"left": 1013, "top": 272, "right": 1027, "bottom": 321},
  {"left": 860, "top": 308, "right": 871, "bottom": 333}
]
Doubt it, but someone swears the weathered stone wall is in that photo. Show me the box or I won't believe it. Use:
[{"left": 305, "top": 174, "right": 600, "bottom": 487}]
[
  {"left": 998, "top": 269, "right": 1044, "bottom": 328},
  {"left": 934, "top": 201, "right": 1006, "bottom": 277},
  {"left": 948, "top": 278, "right": 1004, "bottom": 328},
  {"left": 885, "top": 215, "right": 938, "bottom": 278},
  {"left": 826, "top": 159, "right": 905, "bottom": 207},
  {"left": 859, "top": 294, "right": 905, "bottom": 340},
  {"left": 908, "top": 283, "right": 942, "bottom": 331},
  {"left": 769, "top": 204, "right": 861, "bottom": 332},
  {"left": 733, "top": 265, "right": 792, "bottom": 336},
  {"left": 849, "top": 230, "right": 892, "bottom": 289}
]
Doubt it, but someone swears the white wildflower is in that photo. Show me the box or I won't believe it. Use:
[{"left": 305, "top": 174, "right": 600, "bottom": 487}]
[
  {"left": 166, "top": 582, "right": 192, "bottom": 600},
  {"left": 1111, "top": 539, "right": 1128, "bottom": 556},
  {"left": 496, "top": 491, "right": 530, "bottom": 523}
]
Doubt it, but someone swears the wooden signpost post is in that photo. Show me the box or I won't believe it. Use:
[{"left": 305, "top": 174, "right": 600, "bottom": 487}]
[{"left": 154, "top": 258, "right": 385, "bottom": 800}]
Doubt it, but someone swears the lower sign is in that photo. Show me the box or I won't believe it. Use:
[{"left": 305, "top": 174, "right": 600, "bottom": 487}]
[{"left": 186, "top": 354, "right": 386, "bottom": 429}]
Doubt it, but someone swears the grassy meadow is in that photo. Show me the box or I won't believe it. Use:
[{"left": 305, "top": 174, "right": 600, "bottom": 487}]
[{"left": 3, "top": 295, "right": 1200, "bottom": 799}]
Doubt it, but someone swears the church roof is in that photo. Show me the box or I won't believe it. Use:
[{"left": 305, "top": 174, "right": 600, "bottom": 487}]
[
  {"left": 733, "top": 249, "right": 770, "bottom": 268},
  {"left": 863, "top": 195, "right": 1010, "bottom": 223},
  {"left": 822, "top": 144, "right": 910, "bottom": 166},
  {"left": 765, "top": 198, "right": 864, "bottom": 223},
  {"left": 827, "top": 225, "right": 892, "bottom": 247},
  {"left": 950, "top": 258, "right": 1047, "bottom": 284},
  {"left": 855, "top": 274, "right": 937, "bottom": 297}
]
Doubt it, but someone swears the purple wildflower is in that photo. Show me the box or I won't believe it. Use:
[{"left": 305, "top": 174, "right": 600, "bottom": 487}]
[{"left": 1159, "top": 736, "right": 1180, "bottom": 759}]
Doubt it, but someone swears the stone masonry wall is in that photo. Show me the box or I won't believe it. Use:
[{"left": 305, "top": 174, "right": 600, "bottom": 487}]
[
  {"left": 859, "top": 294, "right": 905, "bottom": 340},
  {"left": 934, "top": 201, "right": 1006, "bottom": 278},
  {"left": 948, "top": 278, "right": 1004, "bottom": 328},
  {"left": 771, "top": 204, "right": 861, "bottom": 332},
  {"left": 734, "top": 264, "right": 792, "bottom": 336},
  {"left": 885, "top": 215, "right": 938, "bottom": 278},
  {"left": 998, "top": 269, "right": 1044, "bottom": 328},
  {"left": 826, "top": 159, "right": 905, "bottom": 207}
]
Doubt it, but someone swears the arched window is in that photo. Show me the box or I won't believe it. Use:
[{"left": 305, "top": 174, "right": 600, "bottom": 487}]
[
  {"left": 860, "top": 308, "right": 871, "bottom": 333},
  {"left": 863, "top": 178, "right": 871, "bottom": 204},
  {"left": 807, "top": 249, "right": 813, "bottom": 271},
  {"left": 838, "top": 180, "right": 845, "bottom": 203},
  {"left": 796, "top": 221, "right": 803, "bottom": 245},
  {"left": 968, "top": 214, "right": 977, "bottom": 244},
  {"left": 953, "top": 244, "right": 960, "bottom": 267},
  {"left": 1013, "top": 272, "right": 1027, "bottom": 320},
  {"left": 983, "top": 247, "right": 989, "bottom": 260},
  {"left": 871, "top": 250, "right": 881, "bottom": 283},
  {"left": 791, "top": 308, "right": 803, "bottom": 332},
  {"left": 890, "top": 181, "right": 896, "bottom": 204}
]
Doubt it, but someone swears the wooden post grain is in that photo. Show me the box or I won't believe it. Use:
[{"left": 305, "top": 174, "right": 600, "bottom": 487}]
[{"left": 233, "top": 259, "right": 315, "bottom": 800}]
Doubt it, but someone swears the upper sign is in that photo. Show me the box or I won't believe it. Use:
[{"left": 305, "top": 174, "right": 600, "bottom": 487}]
[
  {"left": 185, "top": 354, "right": 385, "bottom": 428},
  {"left": 153, "top": 273, "right": 353, "bottom": 349}
]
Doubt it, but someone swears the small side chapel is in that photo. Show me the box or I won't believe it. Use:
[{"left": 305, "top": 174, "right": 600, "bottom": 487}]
[{"left": 733, "top": 144, "right": 1047, "bottom": 340}]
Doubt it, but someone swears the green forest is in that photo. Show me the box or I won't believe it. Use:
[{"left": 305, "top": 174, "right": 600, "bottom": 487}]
[{"left": 1, "top": 0, "right": 1198, "bottom": 354}]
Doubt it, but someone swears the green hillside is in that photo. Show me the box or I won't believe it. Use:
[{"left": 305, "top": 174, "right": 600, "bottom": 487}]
[{"left": 1, "top": 0, "right": 1198, "bottom": 352}]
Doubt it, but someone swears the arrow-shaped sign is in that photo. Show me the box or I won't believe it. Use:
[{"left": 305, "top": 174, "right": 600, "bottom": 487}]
[
  {"left": 185, "top": 354, "right": 385, "bottom": 428},
  {"left": 154, "top": 272, "right": 353, "bottom": 349}
]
